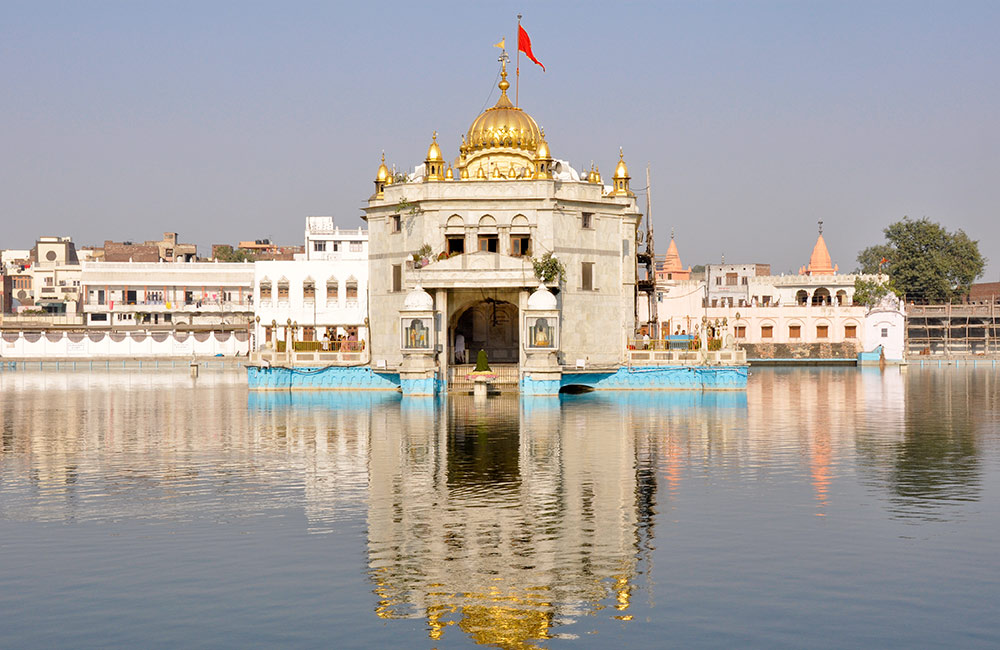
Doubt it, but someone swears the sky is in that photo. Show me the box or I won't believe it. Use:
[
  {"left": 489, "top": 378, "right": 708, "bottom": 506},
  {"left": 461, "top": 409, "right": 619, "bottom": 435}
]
[{"left": 3, "top": 1, "right": 999, "bottom": 279}]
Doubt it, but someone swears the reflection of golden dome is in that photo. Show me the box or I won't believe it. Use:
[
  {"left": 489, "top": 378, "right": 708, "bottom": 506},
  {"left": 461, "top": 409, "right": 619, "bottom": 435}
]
[
  {"left": 466, "top": 68, "right": 542, "bottom": 157},
  {"left": 426, "top": 132, "right": 443, "bottom": 162},
  {"left": 376, "top": 152, "right": 390, "bottom": 182}
]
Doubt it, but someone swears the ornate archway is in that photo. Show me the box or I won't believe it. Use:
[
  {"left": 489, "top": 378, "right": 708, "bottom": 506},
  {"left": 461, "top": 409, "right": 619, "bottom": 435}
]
[{"left": 452, "top": 299, "right": 519, "bottom": 364}]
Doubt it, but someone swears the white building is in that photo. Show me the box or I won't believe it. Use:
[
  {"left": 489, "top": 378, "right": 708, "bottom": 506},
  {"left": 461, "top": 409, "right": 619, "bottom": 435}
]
[
  {"left": 363, "top": 52, "right": 643, "bottom": 390},
  {"left": 654, "top": 231, "right": 905, "bottom": 361},
  {"left": 80, "top": 261, "right": 255, "bottom": 328},
  {"left": 253, "top": 216, "right": 369, "bottom": 350}
]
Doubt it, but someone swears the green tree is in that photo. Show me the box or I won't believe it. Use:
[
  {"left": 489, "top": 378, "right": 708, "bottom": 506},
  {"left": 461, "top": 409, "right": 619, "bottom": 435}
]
[
  {"left": 852, "top": 276, "right": 901, "bottom": 308},
  {"left": 213, "top": 245, "right": 254, "bottom": 263},
  {"left": 856, "top": 217, "right": 985, "bottom": 303}
]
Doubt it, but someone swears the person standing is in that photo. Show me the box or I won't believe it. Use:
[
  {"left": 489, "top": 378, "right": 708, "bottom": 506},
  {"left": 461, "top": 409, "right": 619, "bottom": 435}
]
[{"left": 455, "top": 332, "right": 466, "bottom": 364}]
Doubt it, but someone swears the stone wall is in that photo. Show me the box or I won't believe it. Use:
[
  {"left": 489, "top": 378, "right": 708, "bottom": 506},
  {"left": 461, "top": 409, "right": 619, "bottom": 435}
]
[{"left": 742, "top": 341, "right": 860, "bottom": 360}]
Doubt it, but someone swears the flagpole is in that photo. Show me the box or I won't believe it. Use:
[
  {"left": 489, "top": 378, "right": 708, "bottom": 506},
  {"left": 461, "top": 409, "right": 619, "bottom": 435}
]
[{"left": 516, "top": 14, "right": 522, "bottom": 107}]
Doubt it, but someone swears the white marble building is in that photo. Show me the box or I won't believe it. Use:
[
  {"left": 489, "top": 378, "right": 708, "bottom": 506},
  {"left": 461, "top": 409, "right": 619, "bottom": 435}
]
[{"left": 364, "top": 53, "right": 642, "bottom": 384}]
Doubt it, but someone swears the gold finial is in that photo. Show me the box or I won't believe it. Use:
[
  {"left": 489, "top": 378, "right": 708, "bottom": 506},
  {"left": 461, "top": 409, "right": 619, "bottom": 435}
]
[{"left": 498, "top": 48, "right": 511, "bottom": 94}]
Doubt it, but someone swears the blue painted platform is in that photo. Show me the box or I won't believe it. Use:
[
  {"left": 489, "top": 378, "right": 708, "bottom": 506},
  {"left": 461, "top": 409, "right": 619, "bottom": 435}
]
[
  {"left": 248, "top": 364, "right": 748, "bottom": 395},
  {"left": 247, "top": 365, "right": 400, "bottom": 391},
  {"left": 522, "top": 365, "right": 748, "bottom": 395}
]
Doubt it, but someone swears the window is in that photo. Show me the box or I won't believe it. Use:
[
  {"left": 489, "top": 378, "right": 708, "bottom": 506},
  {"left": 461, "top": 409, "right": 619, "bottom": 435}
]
[
  {"left": 582, "top": 212, "right": 593, "bottom": 229},
  {"left": 478, "top": 235, "right": 499, "bottom": 253},
  {"left": 350, "top": 241, "right": 362, "bottom": 252},
  {"left": 303, "top": 326, "right": 315, "bottom": 342},
  {"left": 881, "top": 327, "right": 888, "bottom": 338},
  {"left": 762, "top": 295, "right": 771, "bottom": 306},
  {"left": 735, "top": 325, "right": 746, "bottom": 338},
  {"left": 392, "top": 264, "right": 402, "bottom": 292},
  {"left": 667, "top": 273, "right": 673, "bottom": 280},
  {"left": 326, "top": 278, "right": 338, "bottom": 302},
  {"left": 277, "top": 279, "right": 289, "bottom": 300},
  {"left": 761, "top": 325, "right": 773, "bottom": 339},
  {"left": 845, "top": 324, "right": 857, "bottom": 339},
  {"left": 789, "top": 325, "right": 801, "bottom": 339},
  {"left": 391, "top": 214, "right": 401, "bottom": 233},
  {"left": 446, "top": 235, "right": 465, "bottom": 255},
  {"left": 346, "top": 279, "right": 358, "bottom": 300},
  {"left": 741, "top": 277, "right": 748, "bottom": 285},
  {"left": 510, "top": 235, "right": 531, "bottom": 257},
  {"left": 715, "top": 277, "right": 722, "bottom": 286},
  {"left": 726, "top": 273, "right": 738, "bottom": 286},
  {"left": 582, "top": 262, "right": 594, "bottom": 291},
  {"left": 260, "top": 280, "right": 272, "bottom": 300},
  {"left": 333, "top": 241, "right": 340, "bottom": 252},
  {"left": 817, "top": 325, "right": 829, "bottom": 338},
  {"left": 303, "top": 280, "right": 316, "bottom": 301},
  {"left": 313, "top": 241, "right": 326, "bottom": 252}
]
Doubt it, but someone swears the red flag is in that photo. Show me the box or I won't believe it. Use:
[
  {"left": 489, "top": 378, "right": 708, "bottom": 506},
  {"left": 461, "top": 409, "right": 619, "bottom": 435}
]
[{"left": 518, "top": 25, "right": 545, "bottom": 71}]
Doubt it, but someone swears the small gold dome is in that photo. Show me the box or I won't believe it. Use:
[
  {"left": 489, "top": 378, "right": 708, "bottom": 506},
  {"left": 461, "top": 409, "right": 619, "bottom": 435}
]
[
  {"left": 445, "top": 166, "right": 454, "bottom": 180},
  {"left": 426, "top": 132, "right": 443, "bottom": 162},
  {"left": 460, "top": 166, "right": 470, "bottom": 179},
  {"left": 536, "top": 129, "right": 550, "bottom": 160},
  {"left": 594, "top": 165, "right": 602, "bottom": 184},
  {"left": 476, "top": 166, "right": 486, "bottom": 179},
  {"left": 376, "top": 152, "right": 390, "bottom": 182},
  {"left": 614, "top": 147, "right": 629, "bottom": 180}
]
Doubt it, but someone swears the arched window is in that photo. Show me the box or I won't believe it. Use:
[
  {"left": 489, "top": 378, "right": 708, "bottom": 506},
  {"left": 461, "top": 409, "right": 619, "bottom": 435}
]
[
  {"left": 346, "top": 277, "right": 358, "bottom": 301},
  {"left": 259, "top": 277, "right": 272, "bottom": 300},
  {"left": 326, "top": 277, "right": 338, "bottom": 303},
  {"left": 478, "top": 215, "right": 498, "bottom": 252},
  {"left": 303, "top": 277, "right": 315, "bottom": 301},
  {"left": 277, "top": 277, "right": 289, "bottom": 300},
  {"left": 446, "top": 215, "right": 465, "bottom": 255},
  {"left": 836, "top": 289, "right": 848, "bottom": 306},
  {"left": 795, "top": 290, "right": 809, "bottom": 305},
  {"left": 812, "top": 287, "right": 831, "bottom": 306}
]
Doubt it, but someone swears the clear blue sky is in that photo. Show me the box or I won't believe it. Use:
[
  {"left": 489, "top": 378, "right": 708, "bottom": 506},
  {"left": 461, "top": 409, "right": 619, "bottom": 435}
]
[{"left": 3, "top": 1, "right": 998, "bottom": 278}]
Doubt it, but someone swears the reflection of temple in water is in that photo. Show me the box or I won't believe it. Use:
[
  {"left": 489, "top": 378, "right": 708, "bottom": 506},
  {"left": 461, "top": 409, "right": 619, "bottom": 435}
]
[{"left": 365, "top": 395, "right": 659, "bottom": 647}]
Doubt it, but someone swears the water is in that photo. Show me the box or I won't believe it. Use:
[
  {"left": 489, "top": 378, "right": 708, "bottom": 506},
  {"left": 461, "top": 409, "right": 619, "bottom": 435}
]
[{"left": 1, "top": 367, "right": 998, "bottom": 648}]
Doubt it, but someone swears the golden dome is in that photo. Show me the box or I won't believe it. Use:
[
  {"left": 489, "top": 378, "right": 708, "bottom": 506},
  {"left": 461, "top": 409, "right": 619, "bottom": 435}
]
[
  {"left": 445, "top": 166, "right": 454, "bottom": 180},
  {"left": 375, "top": 152, "right": 390, "bottom": 182},
  {"left": 426, "top": 132, "right": 443, "bottom": 162},
  {"left": 614, "top": 147, "right": 629, "bottom": 180},
  {"left": 536, "top": 128, "right": 550, "bottom": 160},
  {"left": 465, "top": 66, "right": 542, "bottom": 156}
]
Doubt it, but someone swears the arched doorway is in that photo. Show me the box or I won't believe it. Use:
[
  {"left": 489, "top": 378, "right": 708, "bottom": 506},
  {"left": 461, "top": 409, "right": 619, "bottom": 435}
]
[{"left": 452, "top": 299, "right": 519, "bottom": 365}]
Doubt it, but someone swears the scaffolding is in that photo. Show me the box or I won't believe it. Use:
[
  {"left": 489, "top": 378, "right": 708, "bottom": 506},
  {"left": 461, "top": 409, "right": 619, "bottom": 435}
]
[{"left": 906, "top": 304, "right": 1000, "bottom": 356}]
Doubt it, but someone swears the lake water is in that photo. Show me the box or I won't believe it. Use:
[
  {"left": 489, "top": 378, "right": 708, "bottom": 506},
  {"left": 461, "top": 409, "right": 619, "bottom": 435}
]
[{"left": 1, "top": 366, "right": 998, "bottom": 648}]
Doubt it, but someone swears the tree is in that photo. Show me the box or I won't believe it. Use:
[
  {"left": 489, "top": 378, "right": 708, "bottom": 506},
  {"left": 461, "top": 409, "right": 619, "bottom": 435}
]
[
  {"left": 213, "top": 245, "right": 254, "bottom": 263},
  {"left": 856, "top": 217, "right": 985, "bottom": 303}
]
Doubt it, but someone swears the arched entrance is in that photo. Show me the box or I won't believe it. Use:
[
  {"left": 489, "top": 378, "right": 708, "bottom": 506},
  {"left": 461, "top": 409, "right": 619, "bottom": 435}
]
[{"left": 452, "top": 299, "right": 519, "bottom": 364}]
